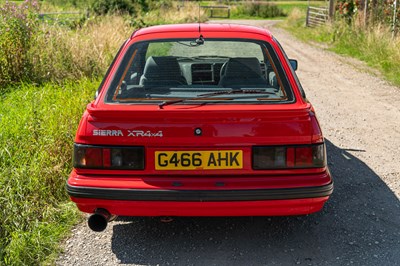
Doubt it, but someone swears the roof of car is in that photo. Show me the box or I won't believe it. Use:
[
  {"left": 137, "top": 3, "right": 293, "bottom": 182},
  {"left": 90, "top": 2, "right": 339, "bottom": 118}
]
[{"left": 132, "top": 23, "right": 273, "bottom": 39}]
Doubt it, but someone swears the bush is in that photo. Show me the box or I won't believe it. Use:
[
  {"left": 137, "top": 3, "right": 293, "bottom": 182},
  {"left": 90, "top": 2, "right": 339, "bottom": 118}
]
[
  {"left": 90, "top": 0, "right": 151, "bottom": 16},
  {"left": 146, "top": 0, "right": 173, "bottom": 10},
  {"left": 0, "top": 0, "right": 39, "bottom": 87},
  {"left": 91, "top": 0, "right": 137, "bottom": 15},
  {"left": 235, "top": 2, "right": 286, "bottom": 18}
]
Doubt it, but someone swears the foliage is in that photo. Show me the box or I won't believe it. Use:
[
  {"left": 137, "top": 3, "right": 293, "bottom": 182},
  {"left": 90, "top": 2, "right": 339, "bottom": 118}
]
[
  {"left": 281, "top": 8, "right": 400, "bottom": 86},
  {"left": 28, "top": 15, "right": 131, "bottom": 83},
  {"left": 0, "top": 1, "right": 206, "bottom": 90},
  {"left": 89, "top": 0, "right": 169, "bottom": 16},
  {"left": 0, "top": 0, "right": 40, "bottom": 86},
  {"left": 233, "top": 2, "right": 286, "bottom": 19},
  {"left": 0, "top": 0, "right": 208, "bottom": 264},
  {"left": 0, "top": 78, "right": 99, "bottom": 265},
  {"left": 336, "top": 0, "right": 400, "bottom": 26},
  {"left": 328, "top": 23, "right": 400, "bottom": 85},
  {"left": 337, "top": 0, "right": 357, "bottom": 21},
  {"left": 274, "top": 1, "right": 326, "bottom": 14},
  {"left": 132, "top": 1, "right": 207, "bottom": 27},
  {"left": 91, "top": 0, "right": 138, "bottom": 15},
  {"left": 43, "top": 0, "right": 93, "bottom": 9},
  {"left": 0, "top": 11, "right": 132, "bottom": 90},
  {"left": 146, "top": 0, "right": 173, "bottom": 10}
]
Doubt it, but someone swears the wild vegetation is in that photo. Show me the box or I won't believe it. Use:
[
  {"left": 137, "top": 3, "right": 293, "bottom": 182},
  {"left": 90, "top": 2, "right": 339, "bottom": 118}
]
[
  {"left": 0, "top": 0, "right": 205, "bottom": 264},
  {"left": 0, "top": 0, "right": 206, "bottom": 88},
  {"left": 282, "top": 1, "right": 400, "bottom": 86},
  {"left": 231, "top": 2, "right": 286, "bottom": 19},
  {"left": 0, "top": 79, "right": 97, "bottom": 265}
]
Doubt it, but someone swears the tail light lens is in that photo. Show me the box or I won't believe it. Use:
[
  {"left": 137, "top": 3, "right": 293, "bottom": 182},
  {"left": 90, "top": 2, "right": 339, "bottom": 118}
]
[
  {"left": 73, "top": 144, "right": 144, "bottom": 170},
  {"left": 253, "top": 143, "right": 326, "bottom": 169}
]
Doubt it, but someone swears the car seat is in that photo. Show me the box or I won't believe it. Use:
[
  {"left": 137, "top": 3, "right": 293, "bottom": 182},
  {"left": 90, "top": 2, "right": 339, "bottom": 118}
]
[
  {"left": 218, "top": 57, "right": 267, "bottom": 88},
  {"left": 140, "top": 56, "right": 187, "bottom": 86}
]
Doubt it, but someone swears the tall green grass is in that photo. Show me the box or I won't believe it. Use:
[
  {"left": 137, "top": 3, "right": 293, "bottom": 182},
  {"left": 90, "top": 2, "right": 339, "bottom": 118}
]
[
  {"left": 281, "top": 8, "right": 400, "bottom": 86},
  {"left": 274, "top": 1, "right": 327, "bottom": 14},
  {"left": 0, "top": 1, "right": 212, "bottom": 264},
  {"left": 0, "top": 78, "right": 99, "bottom": 265},
  {"left": 0, "top": 1, "right": 208, "bottom": 89},
  {"left": 329, "top": 25, "right": 400, "bottom": 85}
]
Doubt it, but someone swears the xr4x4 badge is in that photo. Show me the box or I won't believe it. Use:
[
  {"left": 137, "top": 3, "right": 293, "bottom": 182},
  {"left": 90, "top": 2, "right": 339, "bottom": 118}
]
[{"left": 127, "top": 130, "right": 163, "bottom": 137}]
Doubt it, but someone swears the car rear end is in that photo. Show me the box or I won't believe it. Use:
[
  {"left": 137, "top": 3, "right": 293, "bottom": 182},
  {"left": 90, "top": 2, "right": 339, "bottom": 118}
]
[{"left": 67, "top": 24, "right": 333, "bottom": 231}]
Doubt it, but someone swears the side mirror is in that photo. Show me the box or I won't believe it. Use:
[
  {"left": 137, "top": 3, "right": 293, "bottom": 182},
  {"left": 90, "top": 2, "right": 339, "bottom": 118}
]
[{"left": 289, "top": 59, "right": 298, "bottom": 71}]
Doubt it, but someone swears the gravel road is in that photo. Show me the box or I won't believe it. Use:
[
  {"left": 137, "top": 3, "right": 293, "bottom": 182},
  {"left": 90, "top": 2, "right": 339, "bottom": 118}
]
[{"left": 57, "top": 20, "right": 400, "bottom": 266}]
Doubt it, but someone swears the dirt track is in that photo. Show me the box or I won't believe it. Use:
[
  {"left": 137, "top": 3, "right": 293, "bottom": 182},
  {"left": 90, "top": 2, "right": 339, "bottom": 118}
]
[{"left": 57, "top": 20, "right": 400, "bottom": 266}]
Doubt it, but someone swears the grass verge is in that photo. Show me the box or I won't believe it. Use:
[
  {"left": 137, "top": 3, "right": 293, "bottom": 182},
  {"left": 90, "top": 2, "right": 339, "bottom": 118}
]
[
  {"left": 280, "top": 8, "right": 400, "bottom": 87},
  {"left": 0, "top": 78, "right": 99, "bottom": 265},
  {"left": 0, "top": 1, "right": 210, "bottom": 264}
]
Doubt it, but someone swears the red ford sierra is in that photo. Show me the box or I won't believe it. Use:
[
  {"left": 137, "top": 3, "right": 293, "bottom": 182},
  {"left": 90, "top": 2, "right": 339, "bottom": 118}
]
[{"left": 67, "top": 23, "right": 333, "bottom": 232}]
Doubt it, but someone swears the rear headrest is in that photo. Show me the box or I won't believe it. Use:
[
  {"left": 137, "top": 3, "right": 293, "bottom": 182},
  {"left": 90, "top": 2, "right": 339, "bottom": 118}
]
[{"left": 219, "top": 57, "right": 267, "bottom": 87}]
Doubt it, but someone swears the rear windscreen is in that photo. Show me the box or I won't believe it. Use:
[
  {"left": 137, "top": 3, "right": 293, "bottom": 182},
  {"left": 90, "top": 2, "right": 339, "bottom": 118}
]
[{"left": 105, "top": 39, "right": 294, "bottom": 104}]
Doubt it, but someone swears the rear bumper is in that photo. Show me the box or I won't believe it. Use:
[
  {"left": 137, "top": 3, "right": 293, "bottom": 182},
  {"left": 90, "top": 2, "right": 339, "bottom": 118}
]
[
  {"left": 67, "top": 182, "right": 333, "bottom": 202},
  {"left": 67, "top": 170, "right": 333, "bottom": 216}
]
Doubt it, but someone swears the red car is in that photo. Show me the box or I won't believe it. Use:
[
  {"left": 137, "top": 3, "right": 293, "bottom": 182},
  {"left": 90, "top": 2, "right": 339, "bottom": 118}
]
[{"left": 67, "top": 23, "right": 333, "bottom": 232}]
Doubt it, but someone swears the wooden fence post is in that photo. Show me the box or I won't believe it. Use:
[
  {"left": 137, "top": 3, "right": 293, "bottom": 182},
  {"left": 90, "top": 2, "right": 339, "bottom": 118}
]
[
  {"left": 329, "top": 0, "right": 335, "bottom": 20},
  {"left": 364, "top": 0, "right": 369, "bottom": 26},
  {"left": 394, "top": 0, "right": 398, "bottom": 38}
]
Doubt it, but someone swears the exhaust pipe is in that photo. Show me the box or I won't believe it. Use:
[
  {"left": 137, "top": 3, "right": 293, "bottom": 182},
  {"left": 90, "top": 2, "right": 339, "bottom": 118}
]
[{"left": 88, "top": 209, "right": 116, "bottom": 232}]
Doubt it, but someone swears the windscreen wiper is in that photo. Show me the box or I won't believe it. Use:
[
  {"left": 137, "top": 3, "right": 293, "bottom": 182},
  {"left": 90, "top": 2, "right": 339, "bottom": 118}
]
[
  {"left": 198, "top": 89, "right": 274, "bottom": 97},
  {"left": 158, "top": 89, "right": 274, "bottom": 109}
]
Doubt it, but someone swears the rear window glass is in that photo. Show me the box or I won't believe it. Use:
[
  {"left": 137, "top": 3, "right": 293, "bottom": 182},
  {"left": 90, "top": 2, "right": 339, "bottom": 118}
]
[{"left": 105, "top": 39, "right": 294, "bottom": 104}]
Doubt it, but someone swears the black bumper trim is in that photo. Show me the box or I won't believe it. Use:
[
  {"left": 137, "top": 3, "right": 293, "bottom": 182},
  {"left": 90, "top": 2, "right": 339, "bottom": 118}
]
[{"left": 66, "top": 182, "right": 333, "bottom": 202}]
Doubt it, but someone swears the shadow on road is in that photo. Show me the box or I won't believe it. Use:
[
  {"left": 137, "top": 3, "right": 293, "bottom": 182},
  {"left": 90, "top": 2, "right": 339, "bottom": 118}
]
[{"left": 110, "top": 139, "right": 400, "bottom": 265}]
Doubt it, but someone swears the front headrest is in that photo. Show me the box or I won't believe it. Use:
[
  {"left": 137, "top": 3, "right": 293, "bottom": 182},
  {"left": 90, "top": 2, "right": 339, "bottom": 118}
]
[
  {"left": 143, "top": 56, "right": 182, "bottom": 79},
  {"left": 224, "top": 57, "right": 262, "bottom": 78}
]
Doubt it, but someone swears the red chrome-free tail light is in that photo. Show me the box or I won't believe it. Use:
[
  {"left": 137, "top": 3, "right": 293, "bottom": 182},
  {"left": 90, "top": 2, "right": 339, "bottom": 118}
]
[
  {"left": 73, "top": 144, "right": 144, "bottom": 170},
  {"left": 253, "top": 143, "right": 326, "bottom": 170}
]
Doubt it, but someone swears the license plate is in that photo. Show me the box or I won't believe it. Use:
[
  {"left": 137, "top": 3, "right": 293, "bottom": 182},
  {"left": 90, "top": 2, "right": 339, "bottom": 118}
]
[{"left": 155, "top": 150, "right": 243, "bottom": 170}]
